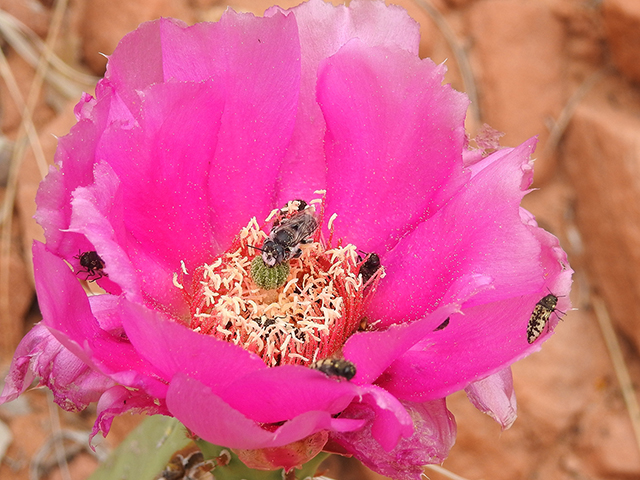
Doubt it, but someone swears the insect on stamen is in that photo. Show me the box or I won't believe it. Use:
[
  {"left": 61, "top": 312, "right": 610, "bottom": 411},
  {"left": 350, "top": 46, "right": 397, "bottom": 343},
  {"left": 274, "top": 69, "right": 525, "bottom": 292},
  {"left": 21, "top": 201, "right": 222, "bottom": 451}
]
[
  {"left": 260, "top": 202, "right": 319, "bottom": 268},
  {"left": 182, "top": 197, "right": 377, "bottom": 368}
]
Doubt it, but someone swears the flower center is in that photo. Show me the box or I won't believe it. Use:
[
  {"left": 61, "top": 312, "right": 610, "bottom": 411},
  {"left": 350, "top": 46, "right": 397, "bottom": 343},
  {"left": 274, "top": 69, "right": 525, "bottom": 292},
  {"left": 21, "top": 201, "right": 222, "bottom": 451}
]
[{"left": 175, "top": 200, "right": 382, "bottom": 367}]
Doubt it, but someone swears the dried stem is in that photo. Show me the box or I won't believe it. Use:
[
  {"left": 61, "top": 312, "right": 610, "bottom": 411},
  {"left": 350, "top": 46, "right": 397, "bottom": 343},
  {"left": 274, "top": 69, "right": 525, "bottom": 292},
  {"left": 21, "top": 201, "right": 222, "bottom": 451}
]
[
  {"left": 46, "top": 392, "right": 72, "bottom": 480},
  {"left": 592, "top": 295, "right": 640, "bottom": 456},
  {"left": 0, "top": 47, "right": 49, "bottom": 195},
  {"left": 411, "top": 0, "right": 481, "bottom": 128},
  {"left": 0, "top": 0, "right": 67, "bottom": 353},
  {"left": 542, "top": 68, "right": 610, "bottom": 160},
  {"left": 0, "top": 10, "right": 98, "bottom": 92},
  {"left": 424, "top": 464, "right": 472, "bottom": 480}
]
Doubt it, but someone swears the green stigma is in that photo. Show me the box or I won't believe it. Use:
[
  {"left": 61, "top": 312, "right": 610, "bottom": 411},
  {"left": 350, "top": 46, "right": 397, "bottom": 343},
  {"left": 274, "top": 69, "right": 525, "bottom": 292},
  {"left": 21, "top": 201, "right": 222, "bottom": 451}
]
[{"left": 250, "top": 256, "right": 289, "bottom": 290}]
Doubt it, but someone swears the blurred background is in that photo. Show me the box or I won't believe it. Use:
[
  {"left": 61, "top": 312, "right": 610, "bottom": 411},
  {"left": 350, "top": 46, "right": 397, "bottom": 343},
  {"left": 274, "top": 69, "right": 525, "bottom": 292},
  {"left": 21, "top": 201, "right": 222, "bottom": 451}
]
[{"left": 0, "top": 0, "right": 638, "bottom": 479}]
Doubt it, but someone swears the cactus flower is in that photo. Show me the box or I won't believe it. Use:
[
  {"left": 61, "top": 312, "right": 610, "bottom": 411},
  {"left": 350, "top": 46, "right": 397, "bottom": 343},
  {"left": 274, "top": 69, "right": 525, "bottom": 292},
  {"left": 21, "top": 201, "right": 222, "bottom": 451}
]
[{"left": 0, "top": 1, "right": 572, "bottom": 479}]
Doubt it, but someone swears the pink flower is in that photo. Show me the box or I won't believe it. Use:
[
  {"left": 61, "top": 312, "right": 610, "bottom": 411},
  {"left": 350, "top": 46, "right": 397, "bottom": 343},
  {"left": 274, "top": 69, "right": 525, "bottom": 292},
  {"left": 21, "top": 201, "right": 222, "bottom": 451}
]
[{"left": 1, "top": 1, "right": 572, "bottom": 478}]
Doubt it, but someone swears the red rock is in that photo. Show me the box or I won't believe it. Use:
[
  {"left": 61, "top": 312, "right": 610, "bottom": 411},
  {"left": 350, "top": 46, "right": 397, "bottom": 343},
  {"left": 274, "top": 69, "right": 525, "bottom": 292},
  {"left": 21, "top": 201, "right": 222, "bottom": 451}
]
[
  {"left": 0, "top": 222, "right": 33, "bottom": 357},
  {"left": 78, "top": 0, "right": 195, "bottom": 74},
  {"left": 0, "top": 52, "right": 54, "bottom": 135},
  {"left": 562, "top": 78, "right": 640, "bottom": 352},
  {"left": 2, "top": 2, "right": 640, "bottom": 480},
  {"left": 47, "top": 454, "right": 98, "bottom": 480},
  {"left": 602, "top": 0, "right": 640, "bottom": 84},
  {"left": 0, "top": 0, "right": 51, "bottom": 38},
  {"left": 446, "top": 299, "right": 611, "bottom": 479},
  {"left": 16, "top": 101, "right": 79, "bottom": 282},
  {"left": 443, "top": 0, "right": 477, "bottom": 7},
  {"left": 466, "top": 0, "right": 566, "bottom": 184},
  {"left": 550, "top": 0, "right": 605, "bottom": 69},
  {"left": 577, "top": 403, "right": 640, "bottom": 477}
]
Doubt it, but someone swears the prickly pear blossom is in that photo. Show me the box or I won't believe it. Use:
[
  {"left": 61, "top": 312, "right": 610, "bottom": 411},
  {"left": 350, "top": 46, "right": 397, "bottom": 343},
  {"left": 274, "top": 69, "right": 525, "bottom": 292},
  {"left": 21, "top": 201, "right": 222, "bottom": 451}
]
[{"left": 0, "top": 0, "right": 572, "bottom": 479}]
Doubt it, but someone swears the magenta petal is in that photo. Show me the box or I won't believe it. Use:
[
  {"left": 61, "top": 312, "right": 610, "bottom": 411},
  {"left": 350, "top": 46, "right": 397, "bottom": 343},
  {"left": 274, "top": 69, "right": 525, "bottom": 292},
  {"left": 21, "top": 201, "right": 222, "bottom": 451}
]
[
  {"left": 91, "top": 385, "right": 168, "bottom": 443},
  {"left": 68, "top": 161, "right": 138, "bottom": 298},
  {"left": 75, "top": 79, "right": 230, "bottom": 310},
  {"left": 281, "top": 0, "right": 420, "bottom": 56},
  {"left": 33, "top": 240, "right": 104, "bottom": 366},
  {"left": 36, "top": 139, "right": 100, "bottom": 261},
  {"left": 0, "top": 323, "right": 114, "bottom": 411},
  {"left": 167, "top": 374, "right": 364, "bottom": 449},
  {"left": 121, "top": 301, "right": 359, "bottom": 423},
  {"left": 32, "top": 242, "right": 167, "bottom": 397},
  {"left": 216, "top": 366, "right": 359, "bottom": 423},
  {"left": 525, "top": 212, "right": 574, "bottom": 322},
  {"left": 74, "top": 92, "right": 96, "bottom": 120},
  {"left": 104, "top": 17, "right": 231, "bottom": 106},
  {"left": 332, "top": 398, "right": 456, "bottom": 480},
  {"left": 203, "top": 10, "right": 302, "bottom": 243},
  {"left": 34, "top": 166, "right": 75, "bottom": 258},
  {"left": 344, "top": 304, "right": 457, "bottom": 384},
  {"left": 376, "top": 294, "right": 563, "bottom": 401},
  {"left": 319, "top": 40, "right": 468, "bottom": 254},
  {"left": 0, "top": 325, "right": 44, "bottom": 403},
  {"left": 368, "top": 138, "right": 542, "bottom": 325},
  {"left": 37, "top": 83, "right": 141, "bottom": 264},
  {"left": 96, "top": 80, "right": 226, "bottom": 265},
  {"left": 68, "top": 13, "right": 303, "bottom": 267},
  {"left": 106, "top": 13, "right": 303, "bottom": 244},
  {"left": 358, "top": 385, "right": 414, "bottom": 451},
  {"left": 270, "top": 0, "right": 422, "bottom": 202},
  {"left": 369, "top": 140, "right": 572, "bottom": 401},
  {"left": 119, "top": 300, "right": 266, "bottom": 392},
  {"left": 465, "top": 367, "right": 517, "bottom": 430}
]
